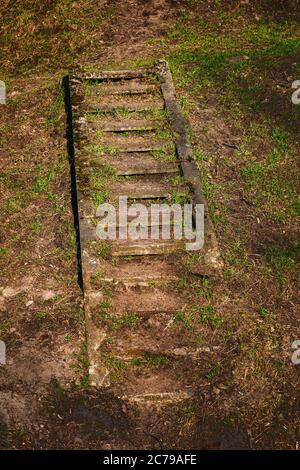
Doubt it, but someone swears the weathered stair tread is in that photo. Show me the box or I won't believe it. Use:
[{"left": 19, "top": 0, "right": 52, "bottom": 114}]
[
  {"left": 95, "top": 257, "right": 181, "bottom": 285},
  {"left": 111, "top": 203, "right": 184, "bottom": 220},
  {"left": 95, "top": 135, "right": 167, "bottom": 147},
  {"left": 77, "top": 187, "right": 187, "bottom": 217},
  {"left": 110, "top": 180, "right": 174, "bottom": 199},
  {"left": 111, "top": 239, "right": 185, "bottom": 256},
  {"left": 87, "top": 141, "right": 174, "bottom": 155},
  {"left": 99, "top": 325, "right": 197, "bottom": 357},
  {"left": 85, "top": 151, "right": 178, "bottom": 164},
  {"left": 112, "top": 344, "right": 206, "bottom": 359},
  {"left": 122, "top": 391, "right": 192, "bottom": 406},
  {"left": 86, "top": 83, "right": 158, "bottom": 96},
  {"left": 105, "top": 159, "right": 180, "bottom": 176},
  {"left": 84, "top": 95, "right": 164, "bottom": 112},
  {"left": 77, "top": 69, "right": 155, "bottom": 80},
  {"left": 89, "top": 133, "right": 174, "bottom": 150},
  {"left": 90, "top": 119, "right": 158, "bottom": 132},
  {"left": 112, "top": 369, "right": 191, "bottom": 398},
  {"left": 96, "top": 77, "right": 154, "bottom": 87},
  {"left": 109, "top": 285, "right": 187, "bottom": 314}
]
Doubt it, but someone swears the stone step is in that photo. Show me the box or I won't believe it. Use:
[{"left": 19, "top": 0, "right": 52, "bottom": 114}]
[
  {"left": 86, "top": 83, "right": 158, "bottom": 96},
  {"left": 111, "top": 239, "right": 185, "bottom": 256},
  {"left": 109, "top": 284, "right": 187, "bottom": 314},
  {"left": 110, "top": 367, "right": 192, "bottom": 402},
  {"left": 84, "top": 95, "right": 164, "bottom": 113},
  {"left": 90, "top": 118, "right": 158, "bottom": 132},
  {"left": 88, "top": 134, "right": 174, "bottom": 154},
  {"left": 122, "top": 391, "right": 192, "bottom": 407},
  {"left": 92, "top": 257, "right": 181, "bottom": 286},
  {"left": 110, "top": 180, "right": 173, "bottom": 199},
  {"left": 96, "top": 204, "right": 184, "bottom": 230},
  {"left": 107, "top": 159, "right": 180, "bottom": 176},
  {"left": 78, "top": 69, "right": 155, "bottom": 80}
]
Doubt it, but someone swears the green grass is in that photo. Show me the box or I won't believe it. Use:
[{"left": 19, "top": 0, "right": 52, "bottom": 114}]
[
  {"left": 99, "top": 298, "right": 112, "bottom": 310},
  {"left": 36, "top": 311, "right": 48, "bottom": 319},
  {"left": 265, "top": 243, "right": 299, "bottom": 282},
  {"left": 104, "top": 353, "right": 127, "bottom": 383},
  {"left": 32, "top": 172, "right": 54, "bottom": 194},
  {"left": 96, "top": 241, "right": 112, "bottom": 259},
  {"left": 258, "top": 306, "right": 269, "bottom": 319},
  {"left": 200, "top": 304, "right": 224, "bottom": 329},
  {"left": 174, "top": 302, "right": 223, "bottom": 331},
  {"left": 168, "top": 190, "right": 190, "bottom": 205},
  {"left": 1, "top": 1, "right": 114, "bottom": 74},
  {"left": 0, "top": 320, "right": 11, "bottom": 335},
  {"left": 30, "top": 221, "right": 42, "bottom": 233},
  {"left": 90, "top": 164, "right": 117, "bottom": 191},
  {"left": 0, "top": 248, "right": 7, "bottom": 257},
  {"left": 45, "top": 82, "right": 65, "bottom": 129},
  {"left": 85, "top": 144, "right": 118, "bottom": 156},
  {"left": 131, "top": 352, "right": 169, "bottom": 368},
  {"left": 206, "top": 363, "right": 220, "bottom": 383},
  {"left": 5, "top": 195, "right": 25, "bottom": 213},
  {"left": 181, "top": 406, "right": 196, "bottom": 419},
  {"left": 109, "top": 313, "right": 140, "bottom": 331},
  {"left": 92, "top": 190, "right": 109, "bottom": 206}
]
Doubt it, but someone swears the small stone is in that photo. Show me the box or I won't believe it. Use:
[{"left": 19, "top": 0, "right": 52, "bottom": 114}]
[
  {"left": 40, "top": 290, "right": 56, "bottom": 301},
  {"left": 26, "top": 300, "right": 34, "bottom": 307}
]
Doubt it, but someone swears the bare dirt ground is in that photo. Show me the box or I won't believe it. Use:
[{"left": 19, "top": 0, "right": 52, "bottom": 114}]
[{"left": 0, "top": 0, "right": 300, "bottom": 449}]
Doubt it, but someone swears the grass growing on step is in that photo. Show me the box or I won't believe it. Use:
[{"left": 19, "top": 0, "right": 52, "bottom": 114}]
[
  {"left": 151, "top": 142, "right": 176, "bottom": 161},
  {"left": 156, "top": 129, "right": 173, "bottom": 141},
  {"left": 96, "top": 241, "right": 112, "bottom": 260},
  {"left": 104, "top": 353, "right": 127, "bottom": 383},
  {"left": 131, "top": 352, "right": 169, "bottom": 368},
  {"left": 168, "top": 190, "right": 190, "bottom": 205},
  {"left": 174, "top": 303, "right": 223, "bottom": 331},
  {"left": 110, "top": 313, "right": 140, "bottom": 331},
  {"left": 90, "top": 164, "right": 118, "bottom": 192},
  {"left": 85, "top": 144, "right": 119, "bottom": 156},
  {"left": 100, "top": 311, "right": 140, "bottom": 331},
  {"left": 91, "top": 190, "right": 109, "bottom": 207},
  {"left": 200, "top": 304, "right": 224, "bottom": 329}
]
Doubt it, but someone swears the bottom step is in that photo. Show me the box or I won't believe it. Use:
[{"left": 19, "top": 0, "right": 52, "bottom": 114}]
[{"left": 122, "top": 391, "right": 192, "bottom": 407}]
